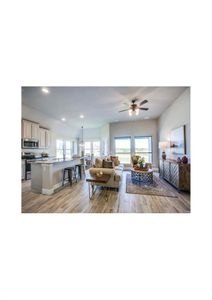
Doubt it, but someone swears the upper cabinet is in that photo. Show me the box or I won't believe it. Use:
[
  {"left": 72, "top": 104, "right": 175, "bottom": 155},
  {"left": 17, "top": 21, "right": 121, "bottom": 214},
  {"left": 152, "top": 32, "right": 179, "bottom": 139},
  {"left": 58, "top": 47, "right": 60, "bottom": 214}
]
[
  {"left": 39, "top": 127, "right": 51, "bottom": 148},
  {"left": 22, "top": 119, "right": 51, "bottom": 149},
  {"left": 39, "top": 128, "right": 46, "bottom": 148},
  {"left": 22, "top": 120, "right": 40, "bottom": 139},
  {"left": 45, "top": 130, "right": 51, "bottom": 148},
  {"left": 22, "top": 120, "right": 32, "bottom": 138},
  {"left": 31, "top": 123, "right": 40, "bottom": 139}
]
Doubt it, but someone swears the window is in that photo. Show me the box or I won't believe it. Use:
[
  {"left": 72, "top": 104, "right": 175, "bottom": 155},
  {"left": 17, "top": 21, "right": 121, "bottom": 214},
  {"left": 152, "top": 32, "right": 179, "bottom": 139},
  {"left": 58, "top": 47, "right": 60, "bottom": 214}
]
[
  {"left": 135, "top": 136, "right": 152, "bottom": 163},
  {"left": 65, "top": 141, "right": 72, "bottom": 159},
  {"left": 115, "top": 137, "right": 131, "bottom": 164},
  {"left": 84, "top": 140, "right": 100, "bottom": 157},
  {"left": 73, "top": 141, "right": 78, "bottom": 155},
  {"left": 56, "top": 139, "right": 64, "bottom": 159},
  {"left": 56, "top": 139, "right": 73, "bottom": 159},
  {"left": 84, "top": 141, "right": 92, "bottom": 156},
  {"left": 93, "top": 141, "right": 100, "bottom": 157}
]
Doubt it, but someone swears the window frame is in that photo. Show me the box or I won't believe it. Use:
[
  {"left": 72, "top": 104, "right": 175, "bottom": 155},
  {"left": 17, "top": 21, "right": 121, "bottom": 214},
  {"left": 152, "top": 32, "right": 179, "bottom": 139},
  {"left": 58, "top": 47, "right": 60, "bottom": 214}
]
[
  {"left": 134, "top": 136, "right": 153, "bottom": 163},
  {"left": 92, "top": 140, "right": 101, "bottom": 157},
  {"left": 56, "top": 139, "right": 64, "bottom": 159},
  {"left": 84, "top": 140, "right": 101, "bottom": 157},
  {"left": 65, "top": 140, "right": 72, "bottom": 159},
  {"left": 56, "top": 139, "right": 74, "bottom": 159},
  {"left": 84, "top": 141, "right": 92, "bottom": 156},
  {"left": 114, "top": 136, "right": 132, "bottom": 164}
]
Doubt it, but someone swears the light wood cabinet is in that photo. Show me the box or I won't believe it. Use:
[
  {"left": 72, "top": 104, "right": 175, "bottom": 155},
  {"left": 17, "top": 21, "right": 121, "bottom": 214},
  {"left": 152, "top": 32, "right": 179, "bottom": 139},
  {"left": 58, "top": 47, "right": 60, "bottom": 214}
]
[
  {"left": 45, "top": 130, "right": 51, "bottom": 148},
  {"left": 22, "top": 119, "right": 51, "bottom": 149},
  {"left": 39, "top": 128, "right": 51, "bottom": 148},
  {"left": 22, "top": 120, "right": 40, "bottom": 139},
  {"left": 22, "top": 120, "right": 32, "bottom": 138},
  {"left": 159, "top": 159, "right": 190, "bottom": 191},
  {"left": 22, "top": 159, "right": 25, "bottom": 180},
  {"left": 31, "top": 123, "right": 40, "bottom": 139},
  {"left": 39, "top": 128, "right": 46, "bottom": 148}
]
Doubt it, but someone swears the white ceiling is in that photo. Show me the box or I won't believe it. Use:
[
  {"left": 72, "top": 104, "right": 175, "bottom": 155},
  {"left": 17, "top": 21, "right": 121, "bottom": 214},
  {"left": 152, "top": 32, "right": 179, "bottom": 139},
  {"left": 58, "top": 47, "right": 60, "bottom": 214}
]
[{"left": 22, "top": 87, "right": 187, "bottom": 128}]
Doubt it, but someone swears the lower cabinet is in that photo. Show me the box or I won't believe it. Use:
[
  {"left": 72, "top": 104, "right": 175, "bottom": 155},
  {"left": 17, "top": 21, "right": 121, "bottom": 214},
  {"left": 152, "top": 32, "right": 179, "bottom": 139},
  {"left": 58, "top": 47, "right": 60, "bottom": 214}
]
[
  {"left": 22, "top": 159, "right": 25, "bottom": 180},
  {"left": 170, "top": 163, "right": 179, "bottom": 187},
  {"left": 159, "top": 159, "right": 190, "bottom": 191},
  {"left": 163, "top": 160, "right": 170, "bottom": 181}
]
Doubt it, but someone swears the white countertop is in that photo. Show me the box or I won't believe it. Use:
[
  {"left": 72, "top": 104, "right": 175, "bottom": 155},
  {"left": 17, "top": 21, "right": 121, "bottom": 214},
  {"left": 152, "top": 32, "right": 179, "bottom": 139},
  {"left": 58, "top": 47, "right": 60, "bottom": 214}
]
[{"left": 31, "top": 157, "right": 83, "bottom": 164}]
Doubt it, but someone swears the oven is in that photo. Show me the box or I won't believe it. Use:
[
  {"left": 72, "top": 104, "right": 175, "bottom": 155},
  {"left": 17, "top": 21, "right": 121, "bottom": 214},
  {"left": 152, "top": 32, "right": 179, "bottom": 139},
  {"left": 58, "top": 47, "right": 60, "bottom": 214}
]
[
  {"left": 22, "top": 154, "right": 36, "bottom": 180},
  {"left": 22, "top": 153, "right": 49, "bottom": 180},
  {"left": 25, "top": 159, "right": 35, "bottom": 180}
]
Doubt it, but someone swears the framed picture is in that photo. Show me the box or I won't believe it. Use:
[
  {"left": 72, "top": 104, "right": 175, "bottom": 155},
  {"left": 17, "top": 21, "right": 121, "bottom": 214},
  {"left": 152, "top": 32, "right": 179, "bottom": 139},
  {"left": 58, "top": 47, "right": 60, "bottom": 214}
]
[{"left": 170, "top": 125, "right": 186, "bottom": 156}]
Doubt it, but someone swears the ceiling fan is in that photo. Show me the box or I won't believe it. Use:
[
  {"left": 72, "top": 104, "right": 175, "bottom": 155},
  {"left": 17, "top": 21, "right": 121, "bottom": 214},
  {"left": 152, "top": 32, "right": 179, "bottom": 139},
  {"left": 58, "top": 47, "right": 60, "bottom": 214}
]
[{"left": 119, "top": 98, "right": 149, "bottom": 116}]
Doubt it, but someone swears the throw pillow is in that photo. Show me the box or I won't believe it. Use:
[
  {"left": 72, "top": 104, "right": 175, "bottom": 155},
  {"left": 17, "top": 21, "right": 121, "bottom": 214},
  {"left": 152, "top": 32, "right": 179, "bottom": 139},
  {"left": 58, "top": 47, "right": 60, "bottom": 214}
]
[
  {"left": 132, "top": 155, "right": 140, "bottom": 165},
  {"left": 102, "top": 159, "right": 114, "bottom": 168},
  {"left": 95, "top": 158, "right": 103, "bottom": 168},
  {"left": 110, "top": 156, "right": 120, "bottom": 166}
]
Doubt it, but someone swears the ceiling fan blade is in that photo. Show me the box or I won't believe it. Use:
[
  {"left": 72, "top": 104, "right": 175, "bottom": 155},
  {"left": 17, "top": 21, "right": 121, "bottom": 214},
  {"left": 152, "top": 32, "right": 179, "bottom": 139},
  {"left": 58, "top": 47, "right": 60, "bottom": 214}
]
[
  {"left": 139, "top": 107, "right": 149, "bottom": 111},
  {"left": 132, "top": 97, "right": 139, "bottom": 103},
  {"left": 139, "top": 99, "right": 148, "bottom": 106},
  {"left": 123, "top": 102, "right": 129, "bottom": 106},
  {"left": 119, "top": 109, "right": 130, "bottom": 112}
]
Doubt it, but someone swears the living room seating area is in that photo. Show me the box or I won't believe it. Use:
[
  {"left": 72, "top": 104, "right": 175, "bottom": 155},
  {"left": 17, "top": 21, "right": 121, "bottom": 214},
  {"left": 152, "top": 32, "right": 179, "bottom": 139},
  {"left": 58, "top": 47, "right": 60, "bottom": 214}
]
[{"left": 21, "top": 86, "right": 190, "bottom": 213}]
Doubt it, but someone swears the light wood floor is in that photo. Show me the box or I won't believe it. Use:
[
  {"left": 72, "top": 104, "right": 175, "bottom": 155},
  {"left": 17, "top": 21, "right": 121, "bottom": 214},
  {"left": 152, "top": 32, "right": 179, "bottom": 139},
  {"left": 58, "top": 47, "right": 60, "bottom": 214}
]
[{"left": 22, "top": 172, "right": 190, "bottom": 213}]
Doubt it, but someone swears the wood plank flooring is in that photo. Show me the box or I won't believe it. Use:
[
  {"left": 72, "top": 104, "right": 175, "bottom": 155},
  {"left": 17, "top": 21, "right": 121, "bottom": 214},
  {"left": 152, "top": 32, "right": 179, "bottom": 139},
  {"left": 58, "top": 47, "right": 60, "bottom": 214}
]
[{"left": 22, "top": 172, "right": 190, "bottom": 213}]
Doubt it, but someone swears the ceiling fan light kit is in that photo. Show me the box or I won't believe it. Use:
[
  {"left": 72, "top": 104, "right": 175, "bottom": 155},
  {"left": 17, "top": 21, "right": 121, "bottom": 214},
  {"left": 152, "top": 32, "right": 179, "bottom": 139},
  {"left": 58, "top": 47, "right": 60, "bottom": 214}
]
[{"left": 119, "top": 98, "right": 149, "bottom": 117}]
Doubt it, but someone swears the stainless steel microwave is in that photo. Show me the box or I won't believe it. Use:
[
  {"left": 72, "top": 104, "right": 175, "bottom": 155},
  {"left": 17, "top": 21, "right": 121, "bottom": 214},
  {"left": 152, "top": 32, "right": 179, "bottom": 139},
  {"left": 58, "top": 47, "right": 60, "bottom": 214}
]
[{"left": 22, "top": 138, "right": 39, "bottom": 149}]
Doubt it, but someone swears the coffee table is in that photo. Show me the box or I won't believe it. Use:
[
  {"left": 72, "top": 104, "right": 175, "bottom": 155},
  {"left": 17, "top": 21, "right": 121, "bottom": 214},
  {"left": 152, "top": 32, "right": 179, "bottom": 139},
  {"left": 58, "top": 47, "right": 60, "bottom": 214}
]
[
  {"left": 131, "top": 168, "right": 153, "bottom": 184},
  {"left": 86, "top": 173, "right": 111, "bottom": 200}
]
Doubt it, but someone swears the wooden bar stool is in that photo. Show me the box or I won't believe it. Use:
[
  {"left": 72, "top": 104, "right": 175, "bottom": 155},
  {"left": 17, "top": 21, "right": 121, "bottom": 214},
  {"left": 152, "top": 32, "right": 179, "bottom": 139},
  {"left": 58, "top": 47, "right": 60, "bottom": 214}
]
[{"left": 63, "top": 166, "right": 77, "bottom": 186}]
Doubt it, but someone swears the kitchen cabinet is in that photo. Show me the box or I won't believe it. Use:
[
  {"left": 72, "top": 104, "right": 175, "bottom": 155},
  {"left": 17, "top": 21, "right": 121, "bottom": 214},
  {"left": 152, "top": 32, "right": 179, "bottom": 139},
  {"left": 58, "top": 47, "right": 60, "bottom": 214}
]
[
  {"left": 21, "top": 159, "right": 25, "bottom": 180},
  {"left": 39, "top": 128, "right": 51, "bottom": 148},
  {"left": 31, "top": 123, "right": 40, "bottom": 139},
  {"left": 22, "top": 120, "right": 32, "bottom": 138},
  {"left": 45, "top": 130, "right": 51, "bottom": 148},
  {"left": 39, "top": 128, "right": 46, "bottom": 148},
  {"left": 22, "top": 119, "right": 51, "bottom": 149},
  {"left": 22, "top": 120, "right": 40, "bottom": 139}
]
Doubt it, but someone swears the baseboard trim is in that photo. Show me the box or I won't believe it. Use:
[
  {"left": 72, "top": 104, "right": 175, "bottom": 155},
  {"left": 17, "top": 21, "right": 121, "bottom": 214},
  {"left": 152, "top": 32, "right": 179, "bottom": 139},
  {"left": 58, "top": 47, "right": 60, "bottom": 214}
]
[{"left": 42, "top": 182, "right": 63, "bottom": 195}]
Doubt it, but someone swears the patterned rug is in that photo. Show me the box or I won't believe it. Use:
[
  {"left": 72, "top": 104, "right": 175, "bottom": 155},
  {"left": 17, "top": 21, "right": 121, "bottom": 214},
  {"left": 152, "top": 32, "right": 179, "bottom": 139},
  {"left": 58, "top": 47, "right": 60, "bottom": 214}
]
[{"left": 126, "top": 173, "right": 179, "bottom": 198}]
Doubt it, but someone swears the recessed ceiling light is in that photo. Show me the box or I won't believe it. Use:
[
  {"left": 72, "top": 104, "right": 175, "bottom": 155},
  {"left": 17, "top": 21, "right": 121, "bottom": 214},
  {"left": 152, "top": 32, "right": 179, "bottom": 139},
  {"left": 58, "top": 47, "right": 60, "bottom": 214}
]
[
  {"left": 42, "top": 87, "right": 49, "bottom": 94},
  {"left": 80, "top": 115, "right": 84, "bottom": 119},
  {"left": 61, "top": 117, "right": 66, "bottom": 121}
]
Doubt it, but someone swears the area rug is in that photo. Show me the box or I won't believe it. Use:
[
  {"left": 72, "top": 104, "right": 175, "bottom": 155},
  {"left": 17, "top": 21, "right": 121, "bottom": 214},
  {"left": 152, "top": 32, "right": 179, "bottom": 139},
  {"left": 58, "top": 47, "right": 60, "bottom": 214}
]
[{"left": 126, "top": 173, "right": 178, "bottom": 198}]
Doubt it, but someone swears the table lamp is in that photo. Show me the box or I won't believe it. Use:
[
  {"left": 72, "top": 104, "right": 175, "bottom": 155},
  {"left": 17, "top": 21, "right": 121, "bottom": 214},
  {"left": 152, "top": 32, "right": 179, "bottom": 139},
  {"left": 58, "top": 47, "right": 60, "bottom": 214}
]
[{"left": 159, "top": 141, "right": 169, "bottom": 160}]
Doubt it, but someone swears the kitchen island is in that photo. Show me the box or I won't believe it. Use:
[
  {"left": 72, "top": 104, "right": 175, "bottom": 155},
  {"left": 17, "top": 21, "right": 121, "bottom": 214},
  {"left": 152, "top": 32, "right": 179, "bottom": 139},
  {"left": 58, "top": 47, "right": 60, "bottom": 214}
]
[{"left": 31, "top": 157, "right": 83, "bottom": 195}]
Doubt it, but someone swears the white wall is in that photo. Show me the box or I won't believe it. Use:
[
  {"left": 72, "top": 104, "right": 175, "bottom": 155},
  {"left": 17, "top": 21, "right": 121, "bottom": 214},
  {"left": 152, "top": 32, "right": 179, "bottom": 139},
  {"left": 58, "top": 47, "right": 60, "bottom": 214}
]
[
  {"left": 22, "top": 105, "right": 78, "bottom": 156},
  {"left": 158, "top": 87, "right": 190, "bottom": 159},
  {"left": 83, "top": 127, "right": 101, "bottom": 140},
  {"left": 110, "top": 119, "right": 158, "bottom": 166},
  {"left": 100, "top": 123, "right": 110, "bottom": 156}
]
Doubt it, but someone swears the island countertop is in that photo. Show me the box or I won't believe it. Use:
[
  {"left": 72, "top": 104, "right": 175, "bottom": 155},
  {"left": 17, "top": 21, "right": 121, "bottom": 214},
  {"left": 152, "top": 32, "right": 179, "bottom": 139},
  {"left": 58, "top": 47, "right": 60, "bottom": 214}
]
[
  {"left": 31, "top": 157, "right": 84, "bottom": 164},
  {"left": 31, "top": 157, "right": 84, "bottom": 195}
]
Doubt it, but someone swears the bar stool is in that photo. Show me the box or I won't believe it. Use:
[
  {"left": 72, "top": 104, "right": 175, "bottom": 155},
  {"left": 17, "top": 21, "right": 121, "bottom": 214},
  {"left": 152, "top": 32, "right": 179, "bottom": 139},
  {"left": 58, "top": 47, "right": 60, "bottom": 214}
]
[
  {"left": 62, "top": 166, "right": 77, "bottom": 186},
  {"left": 74, "top": 164, "right": 86, "bottom": 180}
]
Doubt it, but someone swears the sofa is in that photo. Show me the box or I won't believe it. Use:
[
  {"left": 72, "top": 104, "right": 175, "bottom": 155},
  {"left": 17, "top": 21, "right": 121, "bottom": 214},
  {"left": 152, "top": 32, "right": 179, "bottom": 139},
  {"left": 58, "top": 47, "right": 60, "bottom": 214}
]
[{"left": 88, "top": 157, "right": 124, "bottom": 190}]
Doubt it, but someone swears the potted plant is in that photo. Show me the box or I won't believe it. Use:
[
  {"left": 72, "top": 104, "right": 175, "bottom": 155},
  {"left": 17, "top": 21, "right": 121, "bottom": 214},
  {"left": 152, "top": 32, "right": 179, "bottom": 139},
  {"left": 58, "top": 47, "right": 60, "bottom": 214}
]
[{"left": 138, "top": 157, "right": 145, "bottom": 169}]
